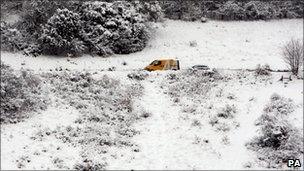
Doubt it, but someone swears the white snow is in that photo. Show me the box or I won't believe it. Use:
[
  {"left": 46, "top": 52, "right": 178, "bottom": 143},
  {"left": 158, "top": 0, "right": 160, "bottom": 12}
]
[
  {"left": 1, "top": 19, "right": 302, "bottom": 71},
  {"left": 1, "top": 19, "right": 303, "bottom": 170},
  {"left": 1, "top": 106, "right": 83, "bottom": 170}
]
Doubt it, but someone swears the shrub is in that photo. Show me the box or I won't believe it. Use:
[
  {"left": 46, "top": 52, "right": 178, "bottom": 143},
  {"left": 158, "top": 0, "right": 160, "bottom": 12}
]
[
  {"left": 209, "top": 116, "right": 219, "bottom": 126},
  {"left": 38, "top": 8, "right": 86, "bottom": 56},
  {"left": 0, "top": 63, "right": 49, "bottom": 123},
  {"left": 247, "top": 118, "right": 303, "bottom": 168},
  {"left": 244, "top": 1, "right": 277, "bottom": 20},
  {"left": 74, "top": 159, "right": 107, "bottom": 171},
  {"left": 10, "top": 1, "right": 151, "bottom": 57},
  {"left": 166, "top": 70, "right": 222, "bottom": 99},
  {"left": 17, "top": 0, "right": 72, "bottom": 36},
  {"left": 189, "top": 40, "right": 198, "bottom": 47},
  {"left": 255, "top": 64, "right": 271, "bottom": 76},
  {"left": 282, "top": 39, "right": 304, "bottom": 75},
  {"left": 0, "top": 21, "right": 27, "bottom": 52},
  {"left": 161, "top": 1, "right": 203, "bottom": 21},
  {"left": 127, "top": 71, "right": 149, "bottom": 81},
  {"left": 80, "top": 1, "right": 150, "bottom": 55},
  {"left": 263, "top": 93, "right": 295, "bottom": 116},
  {"left": 217, "top": 104, "right": 237, "bottom": 119},
  {"left": 133, "top": 1, "right": 164, "bottom": 22},
  {"left": 213, "top": 1, "right": 246, "bottom": 20},
  {"left": 247, "top": 94, "right": 303, "bottom": 168},
  {"left": 216, "top": 122, "right": 231, "bottom": 132}
]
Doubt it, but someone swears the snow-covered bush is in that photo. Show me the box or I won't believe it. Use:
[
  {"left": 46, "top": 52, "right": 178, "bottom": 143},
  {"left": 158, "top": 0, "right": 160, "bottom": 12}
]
[
  {"left": 254, "top": 64, "right": 271, "bottom": 76},
  {"left": 212, "top": 1, "right": 246, "bottom": 20},
  {"left": 0, "top": 21, "right": 27, "bottom": 52},
  {"left": 209, "top": 116, "right": 219, "bottom": 127},
  {"left": 14, "top": 1, "right": 150, "bottom": 57},
  {"left": 80, "top": 1, "right": 150, "bottom": 55},
  {"left": 38, "top": 9, "right": 86, "bottom": 56},
  {"left": 247, "top": 94, "right": 303, "bottom": 168},
  {"left": 247, "top": 118, "right": 303, "bottom": 168},
  {"left": 0, "top": 63, "right": 49, "bottom": 123},
  {"left": 217, "top": 104, "right": 237, "bottom": 119},
  {"left": 17, "top": 0, "right": 73, "bottom": 35},
  {"left": 244, "top": 1, "right": 277, "bottom": 20},
  {"left": 161, "top": 1, "right": 204, "bottom": 21},
  {"left": 216, "top": 122, "right": 231, "bottom": 132},
  {"left": 263, "top": 93, "right": 295, "bottom": 116},
  {"left": 74, "top": 159, "right": 106, "bottom": 171},
  {"left": 133, "top": 1, "right": 164, "bottom": 22},
  {"left": 166, "top": 70, "right": 222, "bottom": 100},
  {"left": 189, "top": 40, "right": 198, "bottom": 47},
  {"left": 127, "top": 71, "right": 149, "bottom": 81}
]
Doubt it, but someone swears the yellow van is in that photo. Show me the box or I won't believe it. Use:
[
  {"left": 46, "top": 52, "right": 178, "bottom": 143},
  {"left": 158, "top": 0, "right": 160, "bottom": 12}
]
[{"left": 144, "top": 59, "right": 180, "bottom": 71}]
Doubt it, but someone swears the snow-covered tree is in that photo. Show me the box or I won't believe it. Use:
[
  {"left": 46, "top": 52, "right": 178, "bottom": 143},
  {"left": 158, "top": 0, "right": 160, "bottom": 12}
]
[
  {"left": 38, "top": 9, "right": 86, "bottom": 56},
  {"left": 80, "top": 1, "right": 150, "bottom": 55}
]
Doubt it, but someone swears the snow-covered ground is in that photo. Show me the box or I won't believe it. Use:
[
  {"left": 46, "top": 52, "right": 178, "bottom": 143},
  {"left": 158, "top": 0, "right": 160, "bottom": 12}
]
[
  {"left": 1, "top": 19, "right": 302, "bottom": 71},
  {"left": 1, "top": 70, "right": 302, "bottom": 170},
  {"left": 1, "top": 19, "right": 303, "bottom": 170}
]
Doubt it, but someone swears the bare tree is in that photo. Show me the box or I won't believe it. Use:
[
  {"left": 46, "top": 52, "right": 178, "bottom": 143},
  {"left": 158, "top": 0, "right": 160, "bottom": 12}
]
[{"left": 282, "top": 39, "right": 303, "bottom": 75}]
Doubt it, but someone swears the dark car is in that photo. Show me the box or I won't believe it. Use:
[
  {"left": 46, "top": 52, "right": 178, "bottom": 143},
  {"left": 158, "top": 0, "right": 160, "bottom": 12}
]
[{"left": 191, "top": 65, "right": 210, "bottom": 70}]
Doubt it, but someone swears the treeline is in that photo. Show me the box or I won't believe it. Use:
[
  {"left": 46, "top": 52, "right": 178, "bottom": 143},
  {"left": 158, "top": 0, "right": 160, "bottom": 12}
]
[{"left": 160, "top": 0, "right": 303, "bottom": 21}]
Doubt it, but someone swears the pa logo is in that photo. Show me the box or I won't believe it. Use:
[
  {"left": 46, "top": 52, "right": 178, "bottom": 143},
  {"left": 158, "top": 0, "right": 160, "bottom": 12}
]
[{"left": 287, "top": 159, "right": 301, "bottom": 168}]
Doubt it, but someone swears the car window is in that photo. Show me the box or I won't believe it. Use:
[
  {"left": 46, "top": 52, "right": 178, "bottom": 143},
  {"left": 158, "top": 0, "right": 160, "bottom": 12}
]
[
  {"left": 150, "top": 60, "right": 156, "bottom": 65},
  {"left": 152, "top": 60, "right": 161, "bottom": 66}
]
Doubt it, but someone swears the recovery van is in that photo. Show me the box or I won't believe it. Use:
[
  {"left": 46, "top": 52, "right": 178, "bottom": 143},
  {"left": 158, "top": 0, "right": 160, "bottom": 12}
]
[{"left": 144, "top": 59, "right": 180, "bottom": 71}]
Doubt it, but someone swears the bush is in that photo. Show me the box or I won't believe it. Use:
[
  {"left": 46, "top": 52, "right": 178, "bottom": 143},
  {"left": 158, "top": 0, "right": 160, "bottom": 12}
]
[
  {"left": 38, "top": 8, "right": 86, "bottom": 56},
  {"left": 255, "top": 64, "right": 271, "bottom": 76},
  {"left": 127, "top": 71, "right": 149, "bottom": 81},
  {"left": 17, "top": 0, "right": 73, "bottom": 36},
  {"left": 217, "top": 104, "right": 237, "bottom": 119},
  {"left": 247, "top": 118, "right": 303, "bottom": 168},
  {"left": 79, "top": 1, "right": 150, "bottom": 55},
  {"left": 212, "top": 1, "right": 246, "bottom": 20},
  {"left": 133, "top": 1, "right": 164, "bottom": 22},
  {"left": 74, "top": 159, "right": 107, "bottom": 171},
  {"left": 244, "top": 1, "right": 277, "bottom": 20},
  {"left": 5, "top": 1, "right": 151, "bottom": 57},
  {"left": 263, "top": 93, "right": 295, "bottom": 116},
  {"left": 247, "top": 94, "right": 303, "bottom": 168},
  {"left": 0, "top": 21, "right": 27, "bottom": 52},
  {"left": 282, "top": 39, "right": 304, "bottom": 75},
  {"left": 166, "top": 70, "right": 222, "bottom": 100},
  {"left": 161, "top": 1, "right": 204, "bottom": 21},
  {"left": 0, "top": 63, "right": 49, "bottom": 123}
]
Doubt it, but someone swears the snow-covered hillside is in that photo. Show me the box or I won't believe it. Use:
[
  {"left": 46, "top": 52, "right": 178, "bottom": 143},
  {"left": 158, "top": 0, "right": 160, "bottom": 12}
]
[
  {"left": 1, "top": 19, "right": 303, "bottom": 71},
  {"left": 1, "top": 19, "right": 303, "bottom": 170},
  {"left": 1, "top": 69, "right": 303, "bottom": 170}
]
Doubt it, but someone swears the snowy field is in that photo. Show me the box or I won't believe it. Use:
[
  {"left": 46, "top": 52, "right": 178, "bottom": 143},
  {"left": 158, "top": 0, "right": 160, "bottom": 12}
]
[
  {"left": 1, "top": 19, "right": 303, "bottom": 170},
  {"left": 1, "top": 19, "right": 303, "bottom": 71}
]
